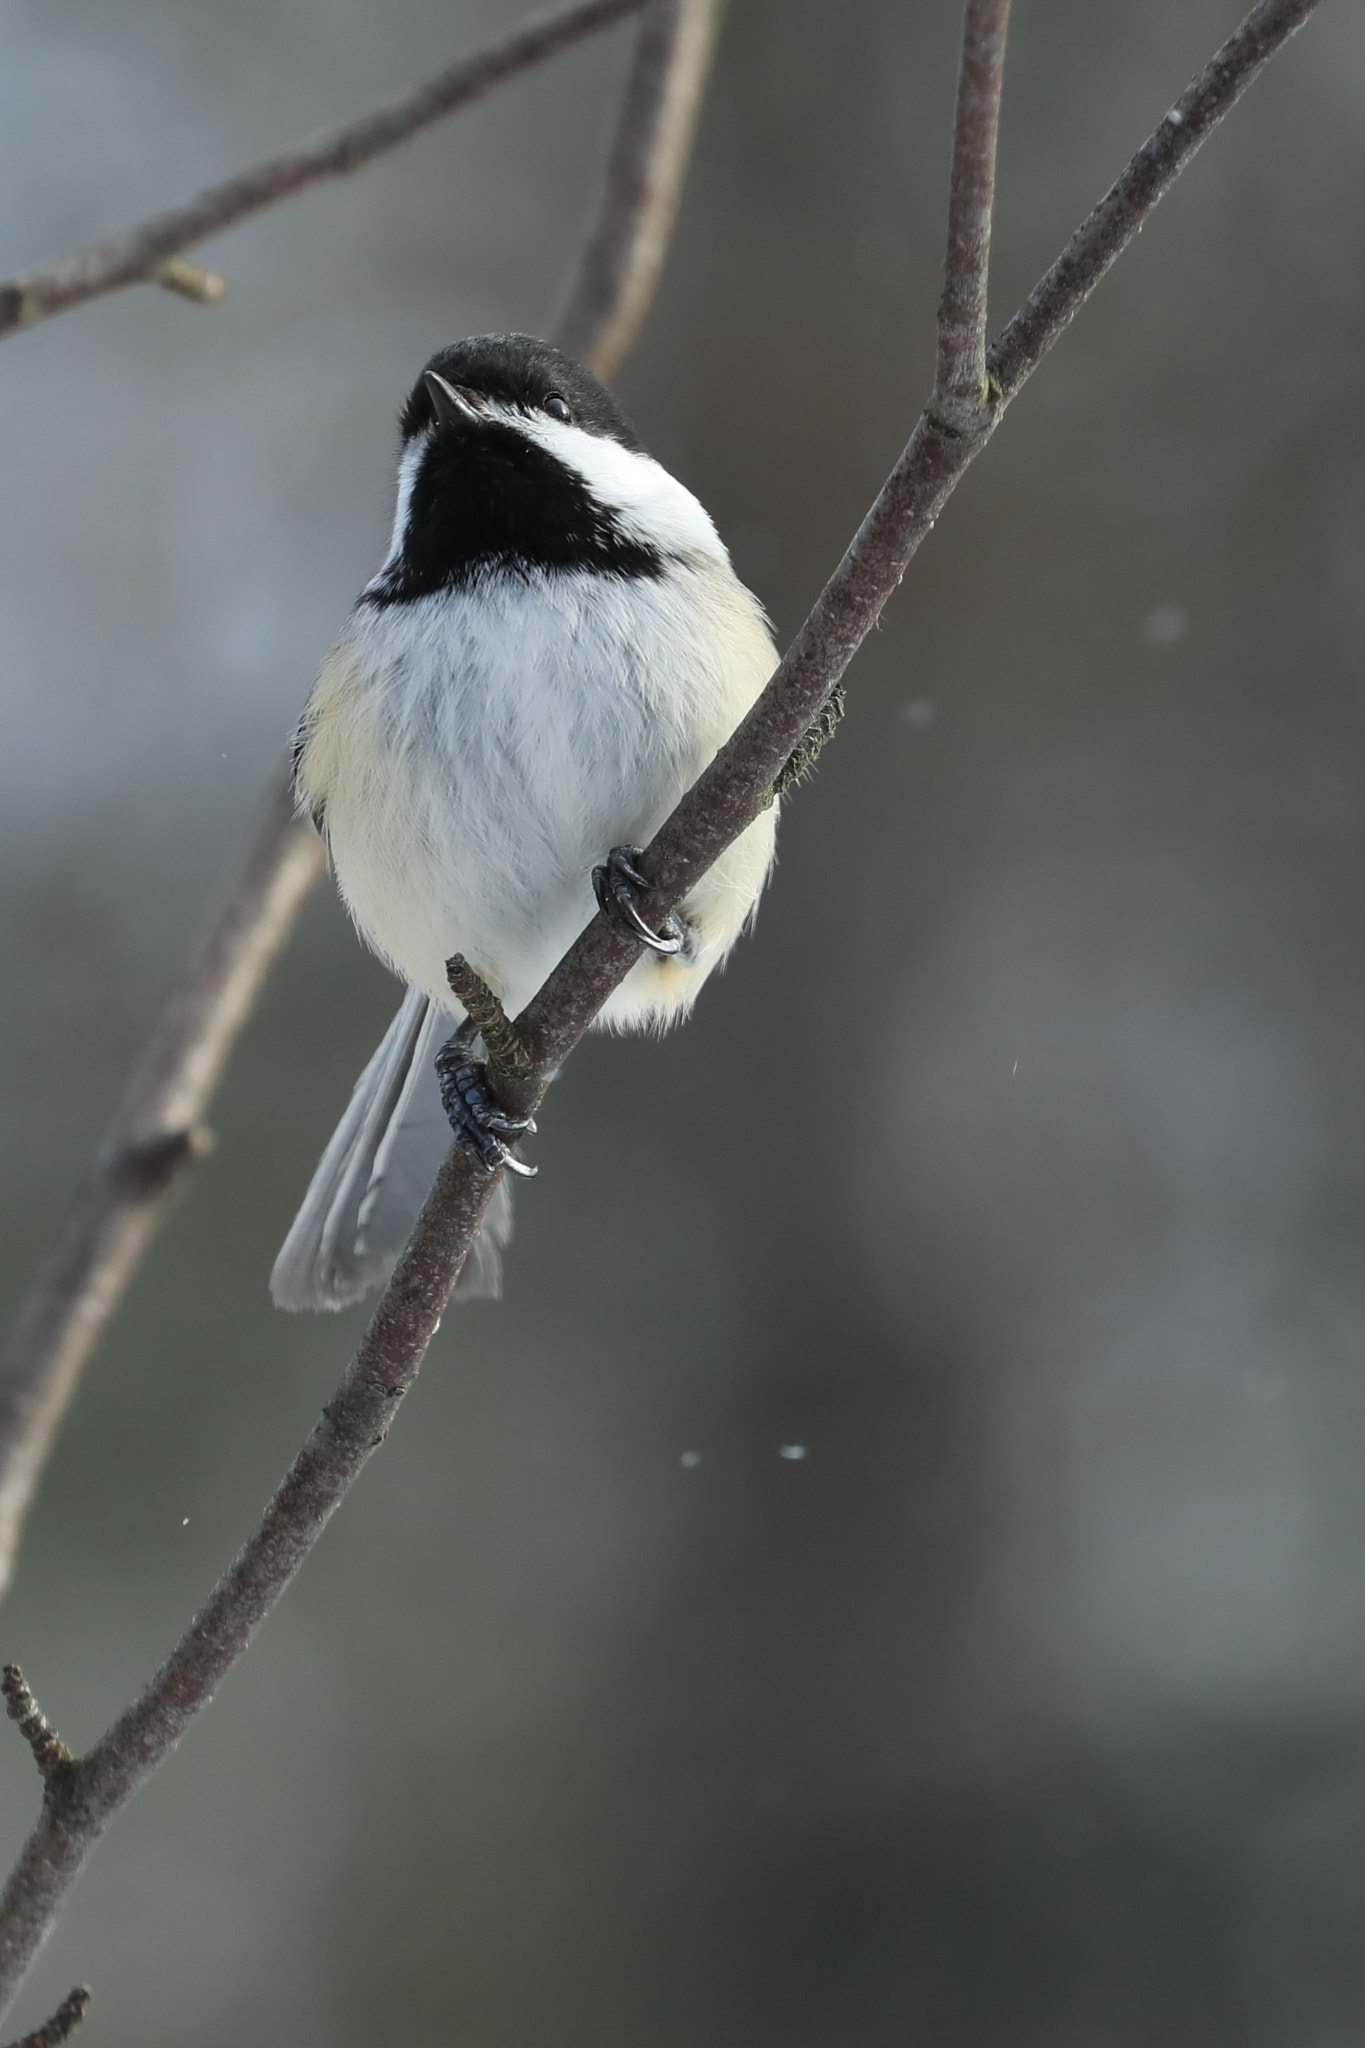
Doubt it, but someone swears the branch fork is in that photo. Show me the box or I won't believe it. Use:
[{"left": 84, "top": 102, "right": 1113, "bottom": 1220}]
[{"left": 922, "top": 379, "right": 1002, "bottom": 443}]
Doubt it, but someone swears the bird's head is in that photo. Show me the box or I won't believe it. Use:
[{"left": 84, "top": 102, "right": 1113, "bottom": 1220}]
[{"left": 365, "top": 333, "right": 724, "bottom": 605}]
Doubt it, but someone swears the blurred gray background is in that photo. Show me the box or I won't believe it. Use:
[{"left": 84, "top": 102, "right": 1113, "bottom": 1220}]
[{"left": 3, "top": 0, "right": 1365, "bottom": 2040}]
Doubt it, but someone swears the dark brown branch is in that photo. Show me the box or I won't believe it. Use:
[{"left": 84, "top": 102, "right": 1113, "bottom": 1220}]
[
  {"left": 3, "top": 1988, "right": 89, "bottom": 2048},
  {"left": 0, "top": 0, "right": 1324, "bottom": 2022},
  {"left": 0, "top": 1671, "right": 71, "bottom": 1788},
  {"left": 0, "top": 777, "right": 322, "bottom": 1602},
  {"left": 553, "top": 0, "right": 725, "bottom": 380},
  {"left": 935, "top": 0, "right": 1013, "bottom": 426},
  {"left": 0, "top": 1147, "right": 505, "bottom": 2032},
  {"left": 0, "top": 0, "right": 648, "bottom": 342}
]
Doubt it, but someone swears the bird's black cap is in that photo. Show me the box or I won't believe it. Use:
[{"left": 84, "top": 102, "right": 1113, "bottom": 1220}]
[{"left": 400, "top": 334, "right": 641, "bottom": 450}]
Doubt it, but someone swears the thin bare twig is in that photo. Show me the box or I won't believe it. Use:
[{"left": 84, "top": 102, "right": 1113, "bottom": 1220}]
[
  {"left": 446, "top": 957, "right": 532, "bottom": 1079},
  {"left": 0, "top": 779, "right": 321, "bottom": 1604},
  {"left": 554, "top": 0, "right": 725, "bottom": 379},
  {"left": 988, "top": 0, "right": 1321, "bottom": 399},
  {"left": 152, "top": 258, "right": 227, "bottom": 306},
  {"left": 935, "top": 0, "right": 1012, "bottom": 425},
  {"left": 0, "top": 0, "right": 1324, "bottom": 2022},
  {"left": 0, "top": 0, "right": 649, "bottom": 341},
  {"left": 0, "top": 0, "right": 727, "bottom": 1602},
  {"left": 3, "top": 1988, "right": 89, "bottom": 2048},
  {"left": 0, "top": 1671, "right": 71, "bottom": 1790}
]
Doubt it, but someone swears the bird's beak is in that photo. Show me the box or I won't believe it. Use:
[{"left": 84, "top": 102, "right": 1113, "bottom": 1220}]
[{"left": 425, "top": 372, "right": 476, "bottom": 427}]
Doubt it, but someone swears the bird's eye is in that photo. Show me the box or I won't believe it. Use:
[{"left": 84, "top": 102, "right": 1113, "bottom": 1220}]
[{"left": 543, "top": 393, "right": 572, "bottom": 423}]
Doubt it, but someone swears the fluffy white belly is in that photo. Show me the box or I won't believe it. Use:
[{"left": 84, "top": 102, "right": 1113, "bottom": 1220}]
[{"left": 297, "top": 557, "right": 779, "bottom": 1029}]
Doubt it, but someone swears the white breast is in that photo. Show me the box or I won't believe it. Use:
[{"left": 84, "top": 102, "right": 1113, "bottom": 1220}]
[{"left": 297, "top": 554, "right": 778, "bottom": 1027}]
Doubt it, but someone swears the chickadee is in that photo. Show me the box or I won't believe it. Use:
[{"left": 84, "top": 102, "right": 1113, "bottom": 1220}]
[{"left": 271, "top": 333, "right": 780, "bottom": 1311}]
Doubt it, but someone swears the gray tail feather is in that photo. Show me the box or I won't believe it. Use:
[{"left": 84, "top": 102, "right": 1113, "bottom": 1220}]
[{"left": 270, "top": 987, "right": 512, "bottom": 1312}]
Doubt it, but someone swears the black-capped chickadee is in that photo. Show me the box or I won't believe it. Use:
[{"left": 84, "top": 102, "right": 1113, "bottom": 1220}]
[{"left": 271, "top": 333, "right": 780, "bottom": 1311}]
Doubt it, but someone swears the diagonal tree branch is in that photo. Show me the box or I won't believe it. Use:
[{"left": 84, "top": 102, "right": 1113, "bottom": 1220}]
[
  {"left": 0, "top": 0, "right": 1324, "bottom": 2024},
  {"left": 0, "top": 780, "right": 322, "bottom": 1605},
  {"left": 559, "top": 0, "right": 724, "bottom": 384},
  {"left": 0, "top": 0, "right": 729, "bottom": 1606},
  {"left": 553, "top": 0, "right": 725, "bottom": 379},
  {"left": 0, "top": 0, "right": 649, "bottom": 341}
]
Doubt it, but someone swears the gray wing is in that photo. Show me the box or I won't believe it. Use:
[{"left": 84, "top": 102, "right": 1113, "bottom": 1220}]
[{"left": 270, "top": 987, "right": 511, "bottom": 1311}]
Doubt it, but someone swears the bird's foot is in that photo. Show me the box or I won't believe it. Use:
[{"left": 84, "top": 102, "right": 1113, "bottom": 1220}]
[
  {"left": 592, "top": 846, "right": 686, "bottom": 955},
  {"left": 435, "top": 1018, "right": 538, "bottom": 1178}
]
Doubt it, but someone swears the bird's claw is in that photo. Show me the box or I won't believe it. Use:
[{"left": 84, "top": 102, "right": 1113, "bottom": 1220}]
[
  {"left": 436, "top": 1020, "right": 538, "bottom": 1179},
  {"left": 592, "top": 846, "right": 685, "bottom": 956}
]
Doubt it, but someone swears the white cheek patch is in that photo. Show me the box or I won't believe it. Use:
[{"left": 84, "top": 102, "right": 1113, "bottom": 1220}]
[
  {"left": 378, "top": 405, "right": 730, "bottom": 577},
  {"left": 381, "top": 435, "right": 429, "bottom": 572},
  {"left": 501, "top": 407, "right": 730, "bottom": 566}
]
